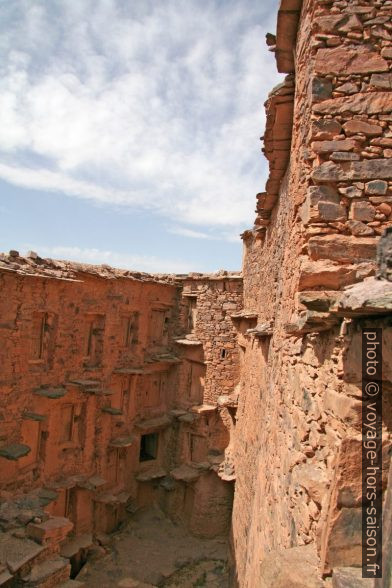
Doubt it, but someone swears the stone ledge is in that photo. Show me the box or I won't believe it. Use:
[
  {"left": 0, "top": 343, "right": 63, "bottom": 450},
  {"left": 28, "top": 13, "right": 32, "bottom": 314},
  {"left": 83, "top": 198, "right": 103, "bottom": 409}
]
[
  {"left": 332, "top": 277, "right": 392, "bottom": 317},
  {"left": 109, "top": 436, "right": 135, "bottom": 448},
  {"left": 0, "top": 444, "right": 31, "bottom": 461}
]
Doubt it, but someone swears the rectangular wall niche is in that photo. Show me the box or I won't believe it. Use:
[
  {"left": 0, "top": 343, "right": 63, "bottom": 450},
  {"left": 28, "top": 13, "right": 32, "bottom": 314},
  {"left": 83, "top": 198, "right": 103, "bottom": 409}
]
[
  {"left": 30, "top": 312, "right": 56, "bottom": 362},
  {"left": 84, "top": 314, "right": 105, "bottom": 367},
  {"left": 187, "top": 297, "right": 197, "bottom": 332},
  {"left": 123, "top": 312, "right": 139, "bottom": 347},
  {"left": 149, "top": 309, "right": 170, "bottom": 346},
  {"left": 139, "top": 433, "right": 158, "bottom": 462}
]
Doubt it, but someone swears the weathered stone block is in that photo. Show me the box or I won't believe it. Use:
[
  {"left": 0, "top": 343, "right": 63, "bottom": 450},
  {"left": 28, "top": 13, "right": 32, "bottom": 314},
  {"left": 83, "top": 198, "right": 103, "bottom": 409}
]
[
  {"left": 314, "top": 14, "right": 362, "bottom": 35},
  {"left": 332, "top": 566, "right": 374, "bottom": 587},
  {"left": 27, "top": 517, "right": 73, "bottom": 545},
  {"left": 377, "top": 226, "right": 392, "bottom": 282},
  {"left": 259, "top": 544, "right": 324, "bottom": 588},
  {"left": 315, "top": 46, "right": 388, "bottom": 76},
  {"left": 312, "top": 139, "right": 357, "bottom": 154},
  {"left": 311, "top": 118, "right": 342, "bottom": 140},
  {"left": 343, "top": 120, "right": 382, "bottom": 137},
  {"left": 339, "top": 186, "right": 363, "bottom": 199},
  {"left": 370, "top": 72, "right": 392, "bottom": 90},
  {"left": 334, "top": 276, "right": 392, "bottom": 316},
  {"left": 308, "top": 235, "right": 378, "bottom": 263},
  {"left": 318, "top": 201, "right": 347, "bottom": 221},
  {"left": 349, "top": 202, "right": 375, "bottom": 222},
  {"left": 365, "top": 180, "right": 388, "bottom": 195},
  {"left": 325, "top": 507, "right": 362, "bottom": 568},
  {"left": 300, "top": 186, "right": 346, "bottom": 224},
  {"left": 347, "top": 220, "right": 374, "bottom": 237},
  {"left": 312, "top": 160, "right": 392, "bottom": 183},
  {"left": 312, "top": 77, "right": 333, "bottom": 102},
  {"left": 299, "top": 258, "right": 375, "bottom": 290},
  {"left": 330, "top": 152, "right": 360, "bottom": 162},
  {"left": 313, "top": 92, "right": 392, "bottom": 116}
]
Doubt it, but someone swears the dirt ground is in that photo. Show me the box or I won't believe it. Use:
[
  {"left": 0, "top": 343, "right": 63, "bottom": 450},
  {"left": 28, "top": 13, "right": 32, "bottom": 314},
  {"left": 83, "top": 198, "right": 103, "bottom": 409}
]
[{"left": 76, "top": 506, "right": 229, "bottom": 587}]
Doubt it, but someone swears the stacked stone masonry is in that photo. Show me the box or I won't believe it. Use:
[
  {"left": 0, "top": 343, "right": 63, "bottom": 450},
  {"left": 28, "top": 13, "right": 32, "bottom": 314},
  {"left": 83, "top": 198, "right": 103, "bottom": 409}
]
[
  {"left": 2, "top": 0, "right": 392, "bottom": 586},
  {"left": 0, "top": 252, "right": 242, "bottom": 586},
  {"left": 232, "top": 0, "right": 392, "bottom": 586}
]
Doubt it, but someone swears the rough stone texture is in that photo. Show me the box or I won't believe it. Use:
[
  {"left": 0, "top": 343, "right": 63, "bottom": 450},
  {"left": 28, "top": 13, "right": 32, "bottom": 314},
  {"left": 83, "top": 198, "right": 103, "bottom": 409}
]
[
  {"left": 0, "top": 256, "right": 242, "bottom": 584},
  {"left": 315, "top": 46, "right": 389, "bottom": 75},
  {"left": 377, "top": 227, "right": 392, "bottom": 282},
  {"left": 313, "top": 92, "right": 392, "bottom": 116},
  {"left": 230, "top": 0, "right": 392, "bottom": 585},
  {"left": 2, "top": 0, "right": 392, "bottom": 587},
  {"left": 312, "top": 160, "right": 392, "bottom": 183}
]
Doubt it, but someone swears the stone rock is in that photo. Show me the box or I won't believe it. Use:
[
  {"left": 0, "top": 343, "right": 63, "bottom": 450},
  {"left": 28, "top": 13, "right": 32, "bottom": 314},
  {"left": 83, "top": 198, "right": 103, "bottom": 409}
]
[
  {"left": 334, "top": 277, "right": 392, "bottom": 316},
  {"left": 311, "top": 119, "right": 342, "bottom": 140},
  {"left": 292, "top": 463, "right": 329, "bottom": 504},
  {"left": 377, "top": 226, "right": 392, "bottom": 281},
  {"left": 377, "top": 203, "right": 391, "bottom": 217},
  {"left": 312, "top": 159, "right": 392, "bottom": 183},
  {"left": 315, "top": 46, "right": 388, "bottom": 76},
  {"left": 298, "top": 258, "right": 375, "bottom": 290},
  {"left": 259, "top": 544, "right": 324, "bottom": 588},
  {"left": 27, "top": 517, "right": 73, "bottom": 545},
  {"left": 334, "top": 82, "right": 358, "bottom": 95},
  {"left": 347, "top": 220, "right": 374, "bottom": 237},
  {"left": 298, "top": 291, "right": 338, "bottom": 312},
  {"left": 286, "top": 309, "right": 338, "bottom": 334},
  {"left": 330, "top": 152, "right": 360, "bottom": 162},
  {"left": 338, "top": 186, "right": 363, "bottom": 199},
  {"left": 314, "top": 15, "right": 352, "bottom": 34},
  {"left": 313, "top": 92, "right": 392, "bottom": 116},
  {"left": 312, "top": 139, "right": 357, "bottom": 154},
  {"left": 26, "top": 251, "right": 39, "bottom": 259},
  {"left": 343, "top": 120, "right": 382, "bottom": 137},
  {"left": 300, "top": 186, "right": 346, "bottom": 224},
  {"left": 308, "top": 235, "right": 377, "bottom": 263},
  {"left": 332, "top": 567, "right": 374, "bottom": 588},
  {"left": 349, "top": 202, "right": 375, "bottom": 222},
  {"left": 325, "top": 508, "right": 362, "bottom": 569},
  {"left": 381, "top": 47, "right": 392, "bottom": 59},
  {"left": 365, "top": 180, "right": 388, "bottom": 195},
  {"left": 370, "top": 73, "right": 392, "bottom": 90},
  {"left": 312, "top": 77, "right": 333, "bottom": 102}
]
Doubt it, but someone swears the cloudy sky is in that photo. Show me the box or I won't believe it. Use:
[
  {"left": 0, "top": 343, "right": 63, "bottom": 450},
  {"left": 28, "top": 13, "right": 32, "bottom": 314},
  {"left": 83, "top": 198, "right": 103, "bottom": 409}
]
[{"left": 0, "top": 0, "right": 282, "bottom": 272}]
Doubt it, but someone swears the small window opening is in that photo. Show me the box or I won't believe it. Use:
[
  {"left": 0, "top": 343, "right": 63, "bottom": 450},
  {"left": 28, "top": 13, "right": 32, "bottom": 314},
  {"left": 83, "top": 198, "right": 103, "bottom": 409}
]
[
  {"left": 139, "top": 433, "right": 158, "bottom": 462},
  {"left": 221, "top": 349, "right": 228, "bottom": 359}
]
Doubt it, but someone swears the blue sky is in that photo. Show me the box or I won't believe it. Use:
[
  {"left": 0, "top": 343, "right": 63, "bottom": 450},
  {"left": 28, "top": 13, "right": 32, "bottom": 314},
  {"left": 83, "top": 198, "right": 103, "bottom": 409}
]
[{"left": 0, "top": 0, "right": 282, "bottom": 273}]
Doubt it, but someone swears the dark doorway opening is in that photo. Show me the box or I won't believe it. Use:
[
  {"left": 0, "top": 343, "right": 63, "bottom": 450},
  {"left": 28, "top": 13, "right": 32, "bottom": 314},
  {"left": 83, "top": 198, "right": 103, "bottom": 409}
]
[{"left": 139, "top": 433, "right": 158, "bottom": 461}]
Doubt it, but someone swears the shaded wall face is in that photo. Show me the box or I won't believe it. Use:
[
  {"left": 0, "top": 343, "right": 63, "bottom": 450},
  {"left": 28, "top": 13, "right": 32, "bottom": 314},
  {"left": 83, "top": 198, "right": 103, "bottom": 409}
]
[{"left": 231, "top": 0, "right": 392, "bottom": 585}]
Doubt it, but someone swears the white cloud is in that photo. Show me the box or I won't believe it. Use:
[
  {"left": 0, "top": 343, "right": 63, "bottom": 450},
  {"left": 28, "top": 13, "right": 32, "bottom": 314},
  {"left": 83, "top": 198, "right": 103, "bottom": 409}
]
[
  {"left": 0, "top": 0, "right": 282, "bottom": 230},
  {"left": 168, "top": 227, "right": 214, "bottom": 240},
  {"left": 22, "top": 244, "right": 194, "bottom": 274}
]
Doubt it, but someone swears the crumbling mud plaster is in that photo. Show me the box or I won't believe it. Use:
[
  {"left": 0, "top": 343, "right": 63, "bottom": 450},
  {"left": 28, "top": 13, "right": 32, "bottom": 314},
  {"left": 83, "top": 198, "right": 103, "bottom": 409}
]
[{"left": 229, "top": 0, "right": 392, "bottom": 586}]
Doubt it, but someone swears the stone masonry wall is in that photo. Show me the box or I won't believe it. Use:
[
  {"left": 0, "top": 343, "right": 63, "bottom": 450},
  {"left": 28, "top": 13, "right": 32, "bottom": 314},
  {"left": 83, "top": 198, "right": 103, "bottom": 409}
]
[
  {"left": 0, "top": 253, "right": 242, "bottom": 585},
  {"left": 230, "top": 1, "right": 392, "bottom": 586}
]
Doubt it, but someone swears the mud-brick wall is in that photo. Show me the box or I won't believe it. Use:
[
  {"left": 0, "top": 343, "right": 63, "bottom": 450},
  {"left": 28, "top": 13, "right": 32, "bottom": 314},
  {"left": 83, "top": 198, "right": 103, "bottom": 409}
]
[{"left": 230, "top": 0, "right": 392, "bottom": 586}]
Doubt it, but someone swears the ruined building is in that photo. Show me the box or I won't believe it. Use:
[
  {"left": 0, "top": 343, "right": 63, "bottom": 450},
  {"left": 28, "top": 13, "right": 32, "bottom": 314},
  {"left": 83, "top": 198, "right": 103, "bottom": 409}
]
[{"left": 1, "top": 0, "right": 392, "bottom": 586}]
